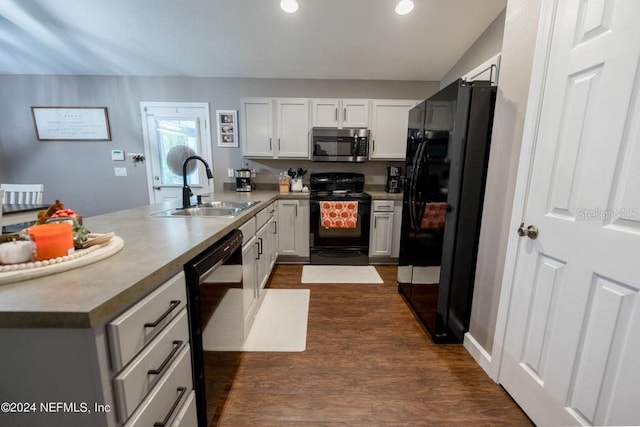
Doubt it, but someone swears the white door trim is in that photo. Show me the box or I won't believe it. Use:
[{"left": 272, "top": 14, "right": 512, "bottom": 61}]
[{"left": 489, "top": 0, "right": 559, "bottom": 382}]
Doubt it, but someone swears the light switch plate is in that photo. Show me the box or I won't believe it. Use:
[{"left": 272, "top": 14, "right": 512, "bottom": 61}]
[
  {"left": 114, "top": 167, "right": 127, "bottom": 177},
  {"left": 111, "top": 149, "right": 125, "bottom": 161},
  {"left": 228, "top": 168, "right": 234, "bottom": 178}
]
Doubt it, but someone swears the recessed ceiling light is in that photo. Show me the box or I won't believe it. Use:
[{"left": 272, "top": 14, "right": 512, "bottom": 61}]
[
  {"left": 395, "top": 0, "right": 414, "bottom": 15},
  {"left": 280, "top": 0, "right": 299, "bottom": 13}
]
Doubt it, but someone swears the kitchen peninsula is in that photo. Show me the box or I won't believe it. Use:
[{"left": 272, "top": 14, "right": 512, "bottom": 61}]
[
  {"left": 0, "top": 186, "right": 403, "bottom": 426},
  {"left": 0, "top": 190, "right": 298, "bottom": 427}
]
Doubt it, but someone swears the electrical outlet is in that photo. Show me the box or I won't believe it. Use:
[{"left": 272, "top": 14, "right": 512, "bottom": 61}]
[
  {"left": 114, "top": 167, "right": 127, "bottom": 177},
  {"left": 228, "top": 168, "right": 234, "bottom": 178}
]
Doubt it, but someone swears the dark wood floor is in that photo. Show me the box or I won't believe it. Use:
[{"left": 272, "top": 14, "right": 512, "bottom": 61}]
[{"left": 205, "top": 264, "right": 532, "bottom": 426}]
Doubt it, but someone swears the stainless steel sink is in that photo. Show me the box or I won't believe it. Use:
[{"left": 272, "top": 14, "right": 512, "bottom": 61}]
[{"left": 152, "top": 200, "right": 259, "bottom": 218}]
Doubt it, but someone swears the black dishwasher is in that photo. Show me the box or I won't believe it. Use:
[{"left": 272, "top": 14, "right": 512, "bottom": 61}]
[{"left": 184, "top": 229, "right": 243, "bottom": 427}]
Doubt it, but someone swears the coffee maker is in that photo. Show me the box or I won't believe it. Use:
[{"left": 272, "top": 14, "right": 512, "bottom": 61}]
[
  {"left": 235, "top": 168, "right": 252, "bottom": 192},
  {"left": 386, "top": 166, "right": 402, "bottom": 193}
]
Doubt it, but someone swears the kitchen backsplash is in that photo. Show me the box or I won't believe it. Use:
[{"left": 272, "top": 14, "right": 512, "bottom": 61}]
[{"left": 227, "top": 159, "right": 404, "bottom": 188}]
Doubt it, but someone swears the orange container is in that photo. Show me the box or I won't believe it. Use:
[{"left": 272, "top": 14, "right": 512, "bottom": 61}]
[{"left": 28, "top": 223, "right": 75, "bottom": 261}]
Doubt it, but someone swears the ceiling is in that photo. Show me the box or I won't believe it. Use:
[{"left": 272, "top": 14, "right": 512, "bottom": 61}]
[{"left": 0, "top": 0, "right": 506, "bottom": 81}]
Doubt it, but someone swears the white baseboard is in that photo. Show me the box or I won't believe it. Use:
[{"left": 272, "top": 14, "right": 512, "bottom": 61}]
[{"left": 463, "top": 332, "right": 496, "bottom": 381}]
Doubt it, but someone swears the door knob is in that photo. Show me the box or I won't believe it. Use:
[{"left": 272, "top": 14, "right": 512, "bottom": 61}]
[{"left": 517, "top": 223, "right": 539, "bottom": 240}]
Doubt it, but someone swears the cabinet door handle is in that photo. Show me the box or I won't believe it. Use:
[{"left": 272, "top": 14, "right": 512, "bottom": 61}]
[
  {"left": 294, "top": 204, "right": 298, "bottom": 217},
  {"left": 343, "top": 108, "right": 347, "bottom": 122},
  {"left": 372, "top": 140, "right": 375, "bottom": 152},
  {"left": 269, "top": 138, "right": 272, "bottom": 151},
  {"left": 374, "top": 216, "right": 377, "bottom": 228},
  {"left": 335, "top": 107, "right": 338, "bottom": 121},
  {"left": 258, "top": 237, "right": 263, "bottom": 255},
  {"left": 278, "top": 138, "right": 281, "bottom": 150},
  {"left": 255, "top": 241, "right": 260, "bottom": 260},
  {"left": 272, "top": 221, "right": 277, "bottom": 234},
  {"left": 148, "top": 340, "right": 183, "bottom": 375},
  {"left": 144, "top": 300, "right": 180, "bottom": 328},
  {"left": 154, "top": 387, "right": 187, "bottom": 427}
]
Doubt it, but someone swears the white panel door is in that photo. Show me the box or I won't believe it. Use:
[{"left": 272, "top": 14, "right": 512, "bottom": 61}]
[
  {"left": 140, "top": 103, "right": 212, "bottom": 204},
  {"left": 275, "top": 98, "right": 310, "bottom": 158},
  {"left": 499, "top": 1, "right": 640, "bottom": 426}
]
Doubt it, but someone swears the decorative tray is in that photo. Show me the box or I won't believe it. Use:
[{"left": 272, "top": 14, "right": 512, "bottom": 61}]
[{"left": 0, "top": 233, "right": 124, "bottom": 286}]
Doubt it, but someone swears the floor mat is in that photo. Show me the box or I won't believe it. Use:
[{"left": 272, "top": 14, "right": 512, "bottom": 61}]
[
  {"left": 301, "top": 265, "right": 384, "bottom": 284},
  {"left": 202, "top": 289, "right": 309, "bottom": 352}
]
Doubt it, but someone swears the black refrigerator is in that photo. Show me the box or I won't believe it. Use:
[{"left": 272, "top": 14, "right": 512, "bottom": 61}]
[{"left": 397, "top": 79, "right": 496, "bottom": 343}]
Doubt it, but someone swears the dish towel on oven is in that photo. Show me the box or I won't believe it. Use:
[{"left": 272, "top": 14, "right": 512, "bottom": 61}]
[
  {"left": 420, "top": 202, "right": 447, "bottom": 230},
  {"left": 321, "top": 201, "right": 358, "bottom": 229}
]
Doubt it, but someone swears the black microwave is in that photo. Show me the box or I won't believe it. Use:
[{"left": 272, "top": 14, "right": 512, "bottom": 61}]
[{"left": 311, "top": 128, "right": 369, "bottom": 162}]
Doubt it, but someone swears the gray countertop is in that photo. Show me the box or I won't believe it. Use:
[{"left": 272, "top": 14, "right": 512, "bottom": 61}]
[
  {"left": 0, "top": 189, "right": 400, "bottom": 329},
  {"left": 0, "top": 191, "right": 282, "bottom": 329}
]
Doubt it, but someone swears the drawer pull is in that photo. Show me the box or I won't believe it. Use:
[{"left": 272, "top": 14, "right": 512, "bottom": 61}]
[
  {"left": 144, "top": 300, "right": 180, "bottom": 328},
  {"left": 147, "top": 340, "right": 183, "bottom": 376},
  {"left": 153, "top": 386, "right": 187, "bottom": 427}
]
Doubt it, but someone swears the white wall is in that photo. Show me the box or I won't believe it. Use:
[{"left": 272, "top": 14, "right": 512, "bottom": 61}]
[
  {"left": 468, "top": 0, "right": 543, "bottom": 357},
  {"left": 440, "top": 9, "right": 506, "bottom": 88},
  {"left": 0, "top": 76, "right": 438, "bottom": 216}
]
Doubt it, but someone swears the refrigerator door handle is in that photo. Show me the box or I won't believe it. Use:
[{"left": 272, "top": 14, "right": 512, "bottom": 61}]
[
  {"left": 408, "top": 142, "right": 421, "bottom": 229},
  {"left": 413, "top": 141, "right": 430, "bottom": 229},
  {"left": 409, "top": 141, "right": 426, "bottom": 230}
]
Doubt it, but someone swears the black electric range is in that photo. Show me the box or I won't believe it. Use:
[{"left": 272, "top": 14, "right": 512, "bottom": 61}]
[{"left": 309, "top": 173, "right": 372, "bottom": 265}]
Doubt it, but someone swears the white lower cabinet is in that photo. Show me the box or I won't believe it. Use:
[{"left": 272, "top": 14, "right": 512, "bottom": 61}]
[
  {"left": 391, "top": 201, "right": 403, "bottom": 258},
  {"left": 269, "top": 202, "right": 278, "bottom": 269},
  {"left": 370, "top": 200, "right": 402, "bottom": 260},
  {"left": 108, "top": 272, "right": 187, "bottom": 371},
  {"left": 256, "top": 221, "right": 270, "bottom": 290},
  {"left": 108, "top": 272, "right": 195, "bottom": 426},
  {"left": 123, "top": 345, "right": 193, "bottom": 427},
  {"left": 238, "top": 202, "right": 279, "bottom": 331},
  {"left": 277, "top": 199, "right": 309, "bottom": 258},
  {"left": 370, "top": 212, "right": 394, "bottom": 256},
  {"left": 170, "top": 391, "right": 198, "bottom": 427},
  {"left": 242, "top": 234, "right": 259, "bottom": 335},
  {"left": 113, "top": 310, "right": 190, "bottom": 420}
]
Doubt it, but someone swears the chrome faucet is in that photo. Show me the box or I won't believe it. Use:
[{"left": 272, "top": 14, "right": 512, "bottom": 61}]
[{"left": 182, "top": 155, "right": 214, "bottom": 209}]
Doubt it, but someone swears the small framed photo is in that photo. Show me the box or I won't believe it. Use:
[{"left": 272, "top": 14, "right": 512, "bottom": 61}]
[{"left": 216, "top": 110, "right": 238, "bottom": 147}]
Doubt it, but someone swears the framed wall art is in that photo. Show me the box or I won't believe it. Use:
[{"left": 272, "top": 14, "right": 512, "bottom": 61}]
[
  {"left": 216, "top": 110, "right": 238, "bottom": 147},
  {"left": 31, "top": 106, "right": 112, "bottom": 141}
]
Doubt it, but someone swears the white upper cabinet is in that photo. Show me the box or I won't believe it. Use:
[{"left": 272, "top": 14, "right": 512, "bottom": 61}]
[
  {"left": 341, "top": 99, "right": 369, "bottom": 128},
  {"left": 311, "top": 99, "right": 340, "bottom": 127},
  {"left": 275, "top": 98, "right": 310, "bottom": 158},
  {"left": 240, "top": 98, "right": 310, "bottom": 159},
  {"left": 369, "top": 100, "right": 419, "bottom": 160},
  {"left": 311, "top": 98, "right": 369, "bottom": 129},
  {"left": 240, "top": 98, "right": 274, "bottom": 157}
]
